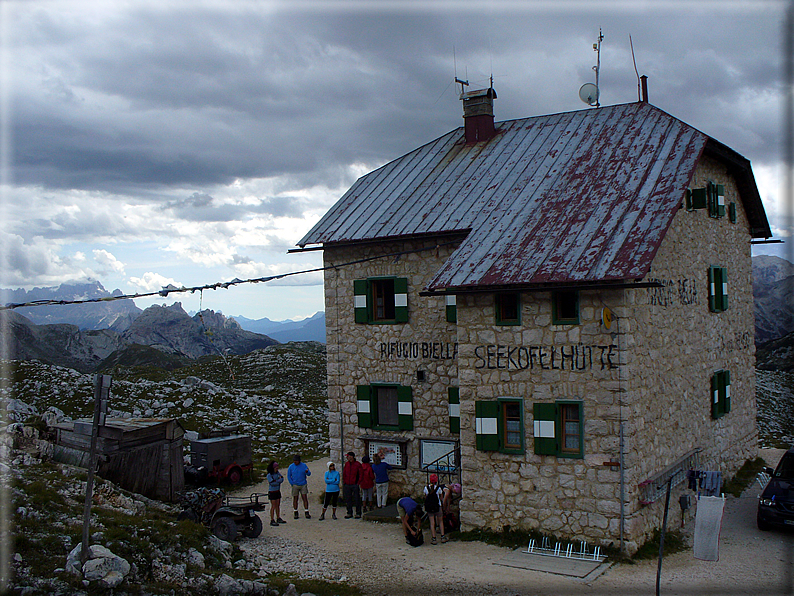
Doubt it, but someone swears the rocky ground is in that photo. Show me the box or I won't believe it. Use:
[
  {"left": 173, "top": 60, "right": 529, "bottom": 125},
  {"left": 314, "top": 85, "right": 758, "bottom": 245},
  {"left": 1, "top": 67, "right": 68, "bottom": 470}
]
[{"left": 234, "top": 452, "right": 794, "bottom": 596}]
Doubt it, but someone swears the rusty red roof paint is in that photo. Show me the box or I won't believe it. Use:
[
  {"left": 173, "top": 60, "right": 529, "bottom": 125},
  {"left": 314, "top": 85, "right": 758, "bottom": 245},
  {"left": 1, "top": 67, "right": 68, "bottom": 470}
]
[{"left": 298, "top": 102, "right": 771, "bottom": 291}]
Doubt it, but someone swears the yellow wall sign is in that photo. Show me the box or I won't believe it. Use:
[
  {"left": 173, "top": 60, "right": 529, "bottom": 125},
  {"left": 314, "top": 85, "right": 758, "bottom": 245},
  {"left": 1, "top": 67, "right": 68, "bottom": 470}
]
[{"left": 601, "top": 307, "right": 613, "bottom": 330}]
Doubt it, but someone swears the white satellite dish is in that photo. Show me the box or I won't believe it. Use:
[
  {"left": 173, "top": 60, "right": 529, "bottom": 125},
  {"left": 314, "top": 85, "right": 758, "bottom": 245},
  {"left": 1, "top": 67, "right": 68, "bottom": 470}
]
[{"left": 579, "top": 82, "right": 599, "bottom": 106}]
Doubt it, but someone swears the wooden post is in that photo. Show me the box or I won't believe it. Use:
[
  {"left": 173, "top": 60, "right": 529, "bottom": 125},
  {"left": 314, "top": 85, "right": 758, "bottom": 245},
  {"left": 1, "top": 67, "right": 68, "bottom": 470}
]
[{"left": 80, "top": 375, "right": 110, "bottom": 565}]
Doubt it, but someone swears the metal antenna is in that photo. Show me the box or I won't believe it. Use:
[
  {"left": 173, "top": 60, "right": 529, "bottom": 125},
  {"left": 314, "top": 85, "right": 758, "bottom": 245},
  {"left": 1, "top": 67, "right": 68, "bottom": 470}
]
[
  {"left": 593, "top": 28, "right": 604, "bottom": 107},
  {"left": 453, "top": 45, "right": 469, "bottom": 95},
  {"left": 630, "top": 34, "right": 641, "bottom": 101}
]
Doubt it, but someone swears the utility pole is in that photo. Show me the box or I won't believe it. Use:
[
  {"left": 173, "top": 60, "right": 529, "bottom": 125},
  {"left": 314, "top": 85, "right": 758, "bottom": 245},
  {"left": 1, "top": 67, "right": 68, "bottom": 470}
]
[{"left": 80, "top": 374, "right": 111, "bottom": 565}]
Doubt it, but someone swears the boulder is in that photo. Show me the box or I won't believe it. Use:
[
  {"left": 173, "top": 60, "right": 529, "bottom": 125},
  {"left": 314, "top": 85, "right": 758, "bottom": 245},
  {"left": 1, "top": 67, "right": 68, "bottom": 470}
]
[{"left": 65, "top": 543, "right": 131, "bottom": 587}]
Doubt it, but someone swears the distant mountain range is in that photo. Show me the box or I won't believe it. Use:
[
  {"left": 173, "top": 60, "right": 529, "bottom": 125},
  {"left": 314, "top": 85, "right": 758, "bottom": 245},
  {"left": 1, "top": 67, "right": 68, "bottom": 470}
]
[
  {"left": 0, "top": 302, "right": 277, "bottom": 373},
  {"left": 231, "top": 312, "right": 326, "bottom": 343}
]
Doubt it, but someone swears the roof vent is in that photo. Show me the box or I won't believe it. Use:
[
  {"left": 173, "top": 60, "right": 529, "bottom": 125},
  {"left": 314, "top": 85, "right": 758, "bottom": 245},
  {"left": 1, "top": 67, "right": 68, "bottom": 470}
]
[{"left": 460, "top": 87, "right": 497, "bottom": 143}]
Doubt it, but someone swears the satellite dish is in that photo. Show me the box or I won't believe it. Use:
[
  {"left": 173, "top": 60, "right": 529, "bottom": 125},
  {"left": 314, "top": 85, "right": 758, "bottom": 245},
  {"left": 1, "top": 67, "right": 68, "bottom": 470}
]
[{"left": 579, "top": 82, "right": 599, "bottom": 106}]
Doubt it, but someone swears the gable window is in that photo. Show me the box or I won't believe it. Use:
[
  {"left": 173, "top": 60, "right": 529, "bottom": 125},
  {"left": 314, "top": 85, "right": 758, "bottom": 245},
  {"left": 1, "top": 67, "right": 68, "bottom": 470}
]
[
  {"left": 711, "top": 370, "right": 731, "bottom": 419},
  {"left": 357, "top": 384, "right": 413, "bottom": 430},
  {"left": 532, "top": 401, "right": 584, "bottom": 459},
  {"left": 475, "top": 398, "right": 524, "bottom": 454},
  {"left": 495, "top": 292, "right": 520, "bottom": 325},
  {"left": 552, "top": 290, "right": 580, "bottom": 325},
  {"left": 707, "top": 181, "right": 726, "bottom": 218},
  {"left": 354, "top": 277, "right": 408, "bottom": 324},
  {"left": 708, "top": 266, "right": 728, "bottom": 312}
]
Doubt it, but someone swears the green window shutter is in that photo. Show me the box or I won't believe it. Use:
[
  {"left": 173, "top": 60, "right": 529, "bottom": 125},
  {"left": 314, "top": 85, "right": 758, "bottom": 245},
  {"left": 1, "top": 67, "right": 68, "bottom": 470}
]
[
  {"left": 716, "top": 185, "right": 726, "bottom": 217},
  {"left": 354, "top": 280, "right": 369, "bottom": 323},
  {"left": 691, "top": 188, "right": 707, "bottom": 210},
  {"left": 394, "top": 277, "right": 409, "bottom": 323},
  {"left": 475, "top": 401, "right": 500, "bottom": 451},
  {"left": 397, "top": 385, "right": 413, "bottom": 430},
  {"left": 533, "top": 402, "right": 557, "bottom": 455},
  {"left": 445, "top": 295, "right": 457, "bottom": 323},
  {"left": 722, "top": 370, "right": 731, "bottom": 414},
  {"left": 685, "top": 189, "right": 693, "bottom": 211},
  {"left": 357, "top": 385, "right": 373, "bottom": 427},
  {"left": 448, "top": 387, "right": 460, "bottom": 433},
  {"left": 711, "top": 373, "right": 722, "bottom": 419},
  {"left": 707, "top": 181, "right": 718, "bottom": 218},
  {"left": 719, "top": 267, "right": 728, "bottom": 311},
  {"left": 729, "top": 201, "right": 737, "bottom": 223},
  {"left": 708, "top": 267, "right": 717, "bottom": 312}
]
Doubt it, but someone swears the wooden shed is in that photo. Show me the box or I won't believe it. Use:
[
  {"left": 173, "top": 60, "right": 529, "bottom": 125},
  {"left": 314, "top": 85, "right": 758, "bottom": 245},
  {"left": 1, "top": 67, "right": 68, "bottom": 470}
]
[{"left": 52, "top": 417, "right": 185, "bottom": 502}]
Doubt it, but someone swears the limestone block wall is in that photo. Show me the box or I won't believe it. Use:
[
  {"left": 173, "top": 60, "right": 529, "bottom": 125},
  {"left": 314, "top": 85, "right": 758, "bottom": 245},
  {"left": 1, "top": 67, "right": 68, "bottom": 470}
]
[
  {"left": 322, "top": 237, "right": 461, "bottom": 496},
  {"left": 456, "top": 287, "right": 629, "bottom": 545},
  {"left": 623, "top": 156, "right": 757, "bottom": 541}
]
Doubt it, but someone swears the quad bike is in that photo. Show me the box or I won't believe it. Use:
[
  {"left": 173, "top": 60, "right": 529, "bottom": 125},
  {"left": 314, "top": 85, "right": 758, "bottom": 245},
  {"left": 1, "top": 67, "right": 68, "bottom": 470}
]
[{"left": 177, "top": 487, "right": 266, "bottom": 541}]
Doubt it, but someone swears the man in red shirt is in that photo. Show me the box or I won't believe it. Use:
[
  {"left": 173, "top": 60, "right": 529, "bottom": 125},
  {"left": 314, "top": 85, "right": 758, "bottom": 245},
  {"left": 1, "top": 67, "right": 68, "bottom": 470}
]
[{"left": 342, "top": 451, "right": 363, "bottom": 518}]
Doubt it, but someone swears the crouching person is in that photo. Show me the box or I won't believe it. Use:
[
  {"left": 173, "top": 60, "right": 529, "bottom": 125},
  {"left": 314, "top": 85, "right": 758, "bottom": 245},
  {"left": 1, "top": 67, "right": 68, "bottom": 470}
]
[{"left": 397, "top": 496, "right": 424, "bottom": 547}]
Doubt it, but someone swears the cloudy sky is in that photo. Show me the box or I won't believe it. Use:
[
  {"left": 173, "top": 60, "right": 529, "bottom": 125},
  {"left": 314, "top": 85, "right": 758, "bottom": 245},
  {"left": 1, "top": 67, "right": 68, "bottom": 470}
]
[{"left": 1, "top": 0, "right": 791, "bottom": 321}]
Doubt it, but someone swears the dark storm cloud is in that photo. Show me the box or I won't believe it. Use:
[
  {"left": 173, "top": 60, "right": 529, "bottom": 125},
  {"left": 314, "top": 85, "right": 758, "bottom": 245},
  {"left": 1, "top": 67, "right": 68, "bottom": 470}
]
[
  {"left": 161, "top": 192, "right": 303, "bottom": 222},
  {"left": 8, "top": 2, "right": 787, "bottom": 197}
]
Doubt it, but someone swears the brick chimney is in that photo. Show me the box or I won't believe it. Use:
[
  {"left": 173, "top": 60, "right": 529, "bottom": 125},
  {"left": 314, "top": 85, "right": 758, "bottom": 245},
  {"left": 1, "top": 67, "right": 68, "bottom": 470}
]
[{"left": 460, "top": 87, "right": 497, "bottom": 143}]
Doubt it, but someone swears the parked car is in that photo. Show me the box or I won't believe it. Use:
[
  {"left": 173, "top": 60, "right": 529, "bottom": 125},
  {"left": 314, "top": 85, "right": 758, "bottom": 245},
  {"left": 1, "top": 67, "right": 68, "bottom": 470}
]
[{"left": 757, "top": 447, "right": 794, "bottom": 531}]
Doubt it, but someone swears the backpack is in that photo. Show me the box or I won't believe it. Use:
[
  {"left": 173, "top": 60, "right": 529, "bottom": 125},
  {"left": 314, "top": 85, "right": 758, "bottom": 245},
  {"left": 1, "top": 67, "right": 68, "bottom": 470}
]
[
  {"left": 424, "top": 484, "right": 440, "bottom": 513},
  {"left": 407, "top": 526, "right": 424, "bottom": 547}
]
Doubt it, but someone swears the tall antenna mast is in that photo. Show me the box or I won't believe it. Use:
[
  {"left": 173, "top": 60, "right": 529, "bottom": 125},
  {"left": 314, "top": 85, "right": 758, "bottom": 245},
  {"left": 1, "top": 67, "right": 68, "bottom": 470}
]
[
  {"left": 593, "top": 28, "right": 604, "bottom": 107},
  {"left": 453, "top": 45, "right": 469, "bottom": 95}
]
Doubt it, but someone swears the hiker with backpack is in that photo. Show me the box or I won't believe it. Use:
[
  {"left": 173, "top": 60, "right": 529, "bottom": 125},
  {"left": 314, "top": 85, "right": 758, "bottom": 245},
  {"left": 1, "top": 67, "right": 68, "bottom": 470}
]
[{"left": 423, "top": 474, "right": 446, "bottom": 544}]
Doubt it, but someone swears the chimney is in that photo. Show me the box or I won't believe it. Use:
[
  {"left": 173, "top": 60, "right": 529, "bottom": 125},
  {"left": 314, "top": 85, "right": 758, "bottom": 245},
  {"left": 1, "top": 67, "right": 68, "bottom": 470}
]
[
  {"left": 640, "top": 75, "right": 649, "bottom": 103},
  {"left": 460, "top": 87, "right": 497, "bottom": 143}
]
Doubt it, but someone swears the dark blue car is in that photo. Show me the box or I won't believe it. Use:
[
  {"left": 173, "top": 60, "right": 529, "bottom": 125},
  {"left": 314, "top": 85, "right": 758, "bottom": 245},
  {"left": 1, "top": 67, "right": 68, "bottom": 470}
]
[{"left": 757, "top": 447, "right": 794, "bottom": 531}]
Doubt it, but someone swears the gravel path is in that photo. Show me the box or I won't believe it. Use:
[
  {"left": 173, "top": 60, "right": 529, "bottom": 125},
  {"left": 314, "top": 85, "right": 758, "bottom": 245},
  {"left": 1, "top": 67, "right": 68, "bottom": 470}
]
[{"left": 236, "top": 450, "right": 794, "bottom": 595}]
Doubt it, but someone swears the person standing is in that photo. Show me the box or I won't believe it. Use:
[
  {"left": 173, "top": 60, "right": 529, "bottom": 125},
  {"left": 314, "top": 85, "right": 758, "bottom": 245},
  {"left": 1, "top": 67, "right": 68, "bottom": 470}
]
[
  {"left": 359, "top": 455, "right": 376, "bottom": 513},
  {"left": 320, "top": 461, "right": 340, "bottom": 520},
  {"left": 266, "top": 460, "right": 287, "bottom": 527},
  {"left": 423, "top": 474, "right": 446, "bottom": 544},
  {"left": 371, "top": 453, "right": 392, "bottom": 509},
  {"left": 342, "top": 451, "right": 363, "bottom": 519},
  {"left": 287, "top": 454, "right": 312, "bottom": 519}
]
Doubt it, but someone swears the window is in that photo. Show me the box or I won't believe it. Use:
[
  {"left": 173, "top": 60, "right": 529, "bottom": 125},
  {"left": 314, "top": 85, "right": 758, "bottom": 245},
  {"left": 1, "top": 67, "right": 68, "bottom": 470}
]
[
  {"left": 448, "top": 387, "right": 460, "bottom": 433},
  {"left": 686, "top": 181, "right": 724, "bottom": 217},
  {"left": 445, "top": 295, "right": 457, "bottom": 323},
  {"left": 495, "top": 292, "right": 520, "bottom": 325},
  {"left": 357, "top": 384, "right": 413, "bottom": 430},
  {"left": 354, "top": 277, "right": 408, "bottom": 324},
  {"left": 711, "top": 370, "right": 731, "bottom": 419},
  {"left": 475, "top": 398, "right": 524, "bottom": 454},
  {"left": 552, "top": 290, "right": 580, "bottom": 325},
  {"left": 708, "top": 266, "right": 728, "bottom": 312},
  {"left": 532, "top": 401, "right": 584, "bottom": 459}
]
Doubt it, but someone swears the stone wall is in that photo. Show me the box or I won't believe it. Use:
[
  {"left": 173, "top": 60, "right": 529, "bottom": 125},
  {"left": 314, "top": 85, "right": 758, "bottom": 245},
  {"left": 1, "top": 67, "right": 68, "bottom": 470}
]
[{"left": 321, "top": 157, "right": 758, "bottom": 552}]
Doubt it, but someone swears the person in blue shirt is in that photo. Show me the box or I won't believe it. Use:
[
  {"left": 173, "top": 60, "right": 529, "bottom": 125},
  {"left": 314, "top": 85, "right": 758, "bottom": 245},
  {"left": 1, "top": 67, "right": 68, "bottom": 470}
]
[
  {"left": 320, "top": 461, "right": 341, "bottom": 520},
  {"left": 371, "top": 453, "right": 393, "bottom": 508},
  {"left": 287, "top": 454, "right": 312, "bottom": 519},
  {"left": 397, "top": 496, "right": 423, "bottom": 546}
]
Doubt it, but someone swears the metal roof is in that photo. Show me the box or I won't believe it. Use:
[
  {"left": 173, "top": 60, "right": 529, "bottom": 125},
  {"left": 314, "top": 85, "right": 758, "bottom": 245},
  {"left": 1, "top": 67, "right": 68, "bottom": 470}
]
[{"left": 299, "top": 102, "right": 771, "bottom": 291}]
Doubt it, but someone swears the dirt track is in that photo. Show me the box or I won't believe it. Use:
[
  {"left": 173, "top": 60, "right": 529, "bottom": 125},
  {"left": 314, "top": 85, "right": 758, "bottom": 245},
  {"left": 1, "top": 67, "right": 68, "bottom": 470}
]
[{"left": 239, "top": 450, "right": 794, "bottom": 596}]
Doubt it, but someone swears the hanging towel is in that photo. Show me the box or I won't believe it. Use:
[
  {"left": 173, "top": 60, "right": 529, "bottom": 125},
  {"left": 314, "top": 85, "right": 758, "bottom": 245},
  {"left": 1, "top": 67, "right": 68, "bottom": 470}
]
[{"left": 693, "top": 495, "right": 724, "bottom": 561}]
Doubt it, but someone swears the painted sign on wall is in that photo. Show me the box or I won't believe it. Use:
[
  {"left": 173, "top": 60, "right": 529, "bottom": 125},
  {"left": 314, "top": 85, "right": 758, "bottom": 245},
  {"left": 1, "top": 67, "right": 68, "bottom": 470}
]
[
  {"left": 379, "top": 341, "right": 458, "bottom": 360},
  {"left": 473, "top": 343, "right": 619, "bottom": 371}
]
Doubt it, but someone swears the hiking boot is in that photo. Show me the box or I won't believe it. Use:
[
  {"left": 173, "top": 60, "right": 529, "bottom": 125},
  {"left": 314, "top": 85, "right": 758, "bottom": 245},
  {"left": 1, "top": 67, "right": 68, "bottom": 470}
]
[
  {"left": 355, "top": 514, "right": 361, "bottom": 519},
  {"left": 441, "top": 535, "right": 448, "bottom": 543},
  {"left": 270, "top": 520, "right": 279, "bottom": 527},
  {"left": 294, "top": 511, "right": 299, "bottom": 520},
  {"left": 431, "top": 536, "right": 437, "bottom": 545},
  {"left": 277, "top": 518, "right": 286, "bottom": 524},
  {"left": 332, "top": 513, "right": 337, "bottom": 520},
  {"left": 319, "top": 513, "right": 325, "bottom": 521},
  {"left": 305, "top": 511, "right": 311, "bottom": 519},
  {"left": 344, "top": 514, "right": 353, "bottom": 519}
]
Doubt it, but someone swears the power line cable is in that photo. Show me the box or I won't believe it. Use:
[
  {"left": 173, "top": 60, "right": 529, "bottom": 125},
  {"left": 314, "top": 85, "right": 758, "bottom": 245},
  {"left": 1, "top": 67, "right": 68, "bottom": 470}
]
[{"left": 1, "top": 241, "right": 460, "bottom": 312}]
